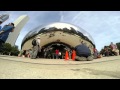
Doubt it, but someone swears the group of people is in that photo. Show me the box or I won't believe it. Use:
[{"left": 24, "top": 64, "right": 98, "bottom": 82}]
[
  {"left": 19, "top": 37, "right": 63, "bottom": 59},
  {"left": 1, "top": 20, "right": 119, "bottom": 61},
  {"left": 0, "top": 21, "right": 15, "bottom": 48},
  {"left": 103, "top": 42, "right": 119, "bottom": 56},
  {"left": 0, "top": 19, "right": 117, "bottom": 61},
  {"left": 18, "top": 35, "right": 41, "bottom": 59},
  {"left": 19, "top": 36, "right": 77, "bottom": 60},
  {"left": 19, "top": 40, "right": 95, "bottom": 61},
  {"left": 43, "top": 49, "right": 62, "bottom": 59},
  {"left": 18, "top": 49, "right": 32, "bottom": 58},
  {"left": 0, "top": 20, "right": 119, "bottom": 61}
]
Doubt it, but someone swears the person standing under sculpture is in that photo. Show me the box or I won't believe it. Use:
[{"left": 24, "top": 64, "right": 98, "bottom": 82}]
[
  {"left": 55, "top": 49, "right": 59, "bottom": 59},
  {"left": 31, "top": 35, "right": 41, "bottom": 59}
]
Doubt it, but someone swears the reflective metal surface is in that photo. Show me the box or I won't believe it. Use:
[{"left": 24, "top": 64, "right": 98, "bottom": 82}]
[{"left": 22, "top": 22, "right": 95, "bottom": 48}]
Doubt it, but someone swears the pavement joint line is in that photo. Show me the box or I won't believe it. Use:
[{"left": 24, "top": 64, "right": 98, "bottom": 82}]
[{"left": 0, "top": 57, "right": 119, "bottom": 65}]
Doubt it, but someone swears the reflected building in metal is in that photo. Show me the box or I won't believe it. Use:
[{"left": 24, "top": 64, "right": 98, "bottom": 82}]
[
  {"left": 0, "top": 14, "right": 9, "bottom": 23},
  {"left": 21, "top": 22, "right": 95, "bottom": 54}
]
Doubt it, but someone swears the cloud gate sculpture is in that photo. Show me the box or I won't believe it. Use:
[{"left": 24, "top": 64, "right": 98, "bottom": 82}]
[{"left": 21, "top": 22, "right": 95, "bottom": 54}]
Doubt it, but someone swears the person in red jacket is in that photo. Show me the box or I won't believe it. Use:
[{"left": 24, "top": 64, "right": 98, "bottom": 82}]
[{"left": 55, "top": 49, "right": 59, "bottom": 59}]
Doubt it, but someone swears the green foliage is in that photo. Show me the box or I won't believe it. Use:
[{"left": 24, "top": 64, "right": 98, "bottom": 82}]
[
  {"left": 0, "top": 43, "right": 20, "bottom": 56},
  {"left": 11, "top": 46, "right": 20, "bottom": 56},
  {"left": 1, "top": 43, "right": 12, "bottom": 55}
]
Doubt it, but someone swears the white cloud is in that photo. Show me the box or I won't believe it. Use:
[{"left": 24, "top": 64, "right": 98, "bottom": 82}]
[{"left": 60, "top": 11, "right": 120, "bottom": 51}]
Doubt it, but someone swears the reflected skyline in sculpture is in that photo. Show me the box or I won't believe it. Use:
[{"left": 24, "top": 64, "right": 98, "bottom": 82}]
[{"left": 22, "top": 22, "right": 95, "bottom": 50}]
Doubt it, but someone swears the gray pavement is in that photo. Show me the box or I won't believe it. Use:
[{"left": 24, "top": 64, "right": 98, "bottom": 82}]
[{"left": 0, "top": 55, "right": 120, "bottom": 79}]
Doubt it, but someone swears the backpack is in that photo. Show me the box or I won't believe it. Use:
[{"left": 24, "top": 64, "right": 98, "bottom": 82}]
[{"left": 32, "top": 39, "right": 37, "bottom": 46}]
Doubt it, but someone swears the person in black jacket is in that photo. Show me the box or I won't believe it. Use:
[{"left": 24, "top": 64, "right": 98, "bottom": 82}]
[{"left": 75, "top": 41, "right": 91, "bottom": 58}]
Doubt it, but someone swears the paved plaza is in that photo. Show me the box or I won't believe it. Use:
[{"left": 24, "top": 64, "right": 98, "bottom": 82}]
[{"left": 0, "top": 55, "right": 120, "bottom": 79}]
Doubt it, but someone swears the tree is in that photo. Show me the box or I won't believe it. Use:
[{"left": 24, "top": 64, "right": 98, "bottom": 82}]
[
  {"left": 11, "top": 46, "right": 20, "bottom": 56},
  {"left": 0, "top": 43, "right": 20, "bottom": 56},
  {"left": 1, "top": 43, "right": 12, "bottom": 55}
]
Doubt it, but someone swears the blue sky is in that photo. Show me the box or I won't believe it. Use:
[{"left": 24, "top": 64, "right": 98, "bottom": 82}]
[{"left": 0, "top": 11, "right": 120, "bottom": 51}]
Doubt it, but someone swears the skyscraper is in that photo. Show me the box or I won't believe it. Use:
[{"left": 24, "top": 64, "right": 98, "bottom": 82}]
[
  {"left": 0, "top": 14, "right": 9, "bottom": 23},
  {"left": 6, "top": 15, "right": 29, "bottom": 46}
]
